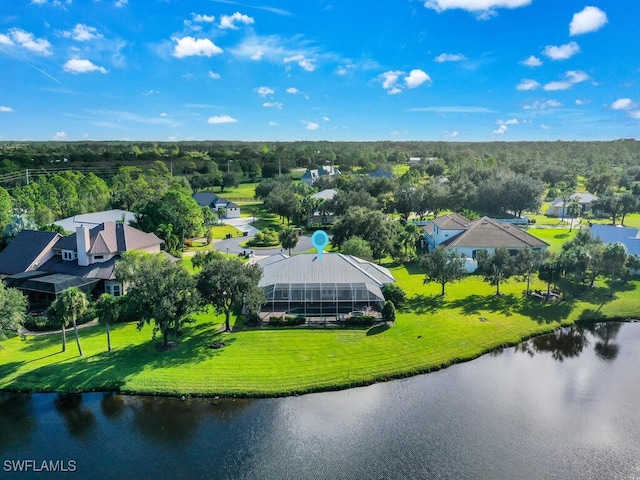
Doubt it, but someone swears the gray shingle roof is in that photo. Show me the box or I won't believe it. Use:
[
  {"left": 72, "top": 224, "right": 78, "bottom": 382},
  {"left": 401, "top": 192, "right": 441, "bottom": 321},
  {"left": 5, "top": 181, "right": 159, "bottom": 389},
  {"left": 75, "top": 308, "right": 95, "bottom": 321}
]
[
  {"left": 54, "top": 222, "right": 163, "bottom": 254},
  {"left": 39, "top": 255, "right": 118, "bottom": 280},
  {"left": 440, "top": 216, "right": 548, "bottom": 249},
  {"left": 0, "top": 230, "right": 61, "bottom": 276},
  {"left": 432, "top": 213, "right": 470, "bottom": 229}
]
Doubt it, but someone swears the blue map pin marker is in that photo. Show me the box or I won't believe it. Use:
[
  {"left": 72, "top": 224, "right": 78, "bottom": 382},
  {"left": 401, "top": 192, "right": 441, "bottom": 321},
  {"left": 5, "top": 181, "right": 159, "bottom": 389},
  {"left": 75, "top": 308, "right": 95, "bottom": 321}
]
[{"left": 311, "top": 230, "right": 329, "bottom": 260}]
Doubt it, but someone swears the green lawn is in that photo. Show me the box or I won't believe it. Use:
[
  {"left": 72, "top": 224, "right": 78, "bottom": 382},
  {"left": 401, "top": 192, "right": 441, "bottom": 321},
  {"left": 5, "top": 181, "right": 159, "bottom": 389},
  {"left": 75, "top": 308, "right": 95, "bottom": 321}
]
[
  {"left": 1, "top": 262, "right": 637, "bottom": 397},
  {"left": 526, "top": 227, "right": 575, "bottom": 253}
]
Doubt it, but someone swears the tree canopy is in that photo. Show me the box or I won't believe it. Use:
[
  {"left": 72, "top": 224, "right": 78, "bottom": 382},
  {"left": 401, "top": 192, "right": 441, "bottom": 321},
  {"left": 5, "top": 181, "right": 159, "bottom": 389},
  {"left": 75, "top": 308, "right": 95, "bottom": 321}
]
[
  {"left": 115, "top": 251, "right": 201, "bottom": 348},
  {"left": 196, "top": 256, "right": 263, "bottom": 332}
]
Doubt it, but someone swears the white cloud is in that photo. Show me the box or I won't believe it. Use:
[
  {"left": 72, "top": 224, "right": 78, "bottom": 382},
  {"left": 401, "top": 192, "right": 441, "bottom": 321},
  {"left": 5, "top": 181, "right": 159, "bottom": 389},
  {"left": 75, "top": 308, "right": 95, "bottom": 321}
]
[
  {"left": 404, "top": 69, "right": 432, "bottom": 88},
  {"left": 447, "top": 131, "right": 459, "bottom": 138},
  {"left": 172, "top": 36, "right": 223, "bottom": 58},
  {"left": 493, "top": 124, "right": 508, "bottom": 134},
  {"left": 335, "top": 66, "right": 348, "bottom": 75},
  {"left": 424, "top": 0, "right": 532, "bottom": 19},
  {"left": 543, "top": 70, "right": 589, "bottom": 91},
  {"left": 219, "top": 12, "right": 255, "bottom": 29},
  {"left": 322, "top": 116, "right": 330, "bottom": 122},
  {"left": 231, "top": 34, "right": 319, "bottom": 72},
  {"left": 115, "top": 0, "right": 128, "bottom": 7},
  {"left": 0, "top": 106, "right": 13, "bottom": 112},
  {"left": 570, "top": 6, "right": 608, "bottom": 36},
  {"left": 499, "top": 118, "right": 519, "bottom": 125},
  {"left": 5, "top": 28, "right": 52, "bottom": 55},
  {"left": 540, "top": 124, "right": 551, "bottom": 130},
  {"left": 543, "top": 41, "right": 580, "bottom": 60},
  {"left": 159, "top": 112, "right": 167, "bottom": 117},
  {"left": 263, "top": 102, "right": 283, "bottom": 109},
  {"left": 193, "top": 13, "right": 216, "bottom": 23},
  {"left": 142, "top": 89, "right": 159, "bottom": 96},
  {"left": 520, "top": 55, "right": 542, "bottom": 67},
  {"left": 434, "top": 53, "right": 466, "bottom": 62},
  {"left": 575, "top": 99, "right": 591, "bottom": 105},
  {"left": 523, "top": 99, "right": 562, "bottom": 110},
  {"left": 62, "top": 24, "right": 102, "bottom": 42},
  {"left": 517, "top": 79, "right": 540, "bottom": 91},
  {"left": 0, "top": 34, "right": 11, "bottom": 45},
  {"left": 628, "top": 111, "right": 640, "bottom": 120},
  {"left": 611, "top": 98, "right": 634, "bottom": 110},
  {"left": 63, "top": 58, "right": 108, "bottom": 74},
  {"left": 381, "top": 70, "right": 402, "bottom": 90},
  {"left": 52, "top": 131, "right": 67, "bottom": 140},
  {"left": 256, "top": 86, "right": 275, "bottom": 97},
  {"left": 305, "top": 121, "right": 319, "bottom": 130},
  {"left": 286, "top": 87, "right": 299, "bottom": 94},
  {"left": 208, "top": 71, "right": 221, "bottom": 79},
  {"left": 284, "top": 54, "right": 316, "bottom": 71},
  {"left": 269, "top": 121, "right": 278, "bottom": 126},
  {"left": 208, "top": 115, "right": 238, "bottom": 124}
]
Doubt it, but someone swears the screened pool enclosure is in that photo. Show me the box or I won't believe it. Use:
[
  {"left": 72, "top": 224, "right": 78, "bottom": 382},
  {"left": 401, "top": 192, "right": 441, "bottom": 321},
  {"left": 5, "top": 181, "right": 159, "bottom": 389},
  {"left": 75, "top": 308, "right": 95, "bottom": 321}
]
[{"left": 263, "top": 281, "right": 385, "bottom": 316}]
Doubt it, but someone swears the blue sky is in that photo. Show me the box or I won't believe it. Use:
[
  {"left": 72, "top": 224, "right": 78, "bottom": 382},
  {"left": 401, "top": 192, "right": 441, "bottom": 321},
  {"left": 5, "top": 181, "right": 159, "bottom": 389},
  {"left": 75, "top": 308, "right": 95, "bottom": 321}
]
[{"left": 1, "top": 0, "right": 638, "bottom": 142}]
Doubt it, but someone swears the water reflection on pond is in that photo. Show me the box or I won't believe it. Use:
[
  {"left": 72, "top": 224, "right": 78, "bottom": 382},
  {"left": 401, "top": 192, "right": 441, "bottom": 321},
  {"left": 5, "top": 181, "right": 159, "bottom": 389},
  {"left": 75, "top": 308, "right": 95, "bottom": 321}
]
[{"left": 2, "top": 322, "right": 640, "bottom": 480}]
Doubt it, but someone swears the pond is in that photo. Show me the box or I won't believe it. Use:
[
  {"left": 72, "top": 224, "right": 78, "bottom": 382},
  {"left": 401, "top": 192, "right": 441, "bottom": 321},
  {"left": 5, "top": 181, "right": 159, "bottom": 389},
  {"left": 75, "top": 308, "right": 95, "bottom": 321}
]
[{"left": 2, "top": 322, "right": 640, "bottom": 479}]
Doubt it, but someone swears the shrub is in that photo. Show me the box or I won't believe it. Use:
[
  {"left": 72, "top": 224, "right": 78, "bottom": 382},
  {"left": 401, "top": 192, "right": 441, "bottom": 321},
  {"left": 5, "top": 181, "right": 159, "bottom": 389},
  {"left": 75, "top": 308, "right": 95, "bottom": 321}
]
[
  {"left": 342, "top": 315, "right": 377, "bottom": 326},
  {"left": 268, "top": 315, "right": 306, "bottom": 327},
  {"left": 247, "top": 228, "right": 280, "bottom": 247},
  {"left": 382, "top": 283, "right": 406, "bottom": 309},
  {"left": 244, "top": 312, "right": 262, "bottom": 327},
  {"left": 382, "top": 301, "right": 396, "bottom": 324}
]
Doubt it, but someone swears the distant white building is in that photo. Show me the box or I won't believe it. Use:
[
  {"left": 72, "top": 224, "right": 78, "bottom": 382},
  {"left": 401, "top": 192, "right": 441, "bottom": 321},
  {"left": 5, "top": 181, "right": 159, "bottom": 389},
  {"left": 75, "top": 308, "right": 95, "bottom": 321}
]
[
  {"left": 54, "top": 209, "right": 136, "bottom": 233},
  {"left": 546, "top": 192, "right": 598, "bottom": 217}
]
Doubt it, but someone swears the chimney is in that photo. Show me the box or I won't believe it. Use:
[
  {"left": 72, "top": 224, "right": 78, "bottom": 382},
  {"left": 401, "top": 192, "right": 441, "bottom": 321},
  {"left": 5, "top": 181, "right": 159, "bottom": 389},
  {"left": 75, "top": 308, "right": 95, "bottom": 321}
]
[{"left": 76, "top": 225, "right": 90, "bottom": 266}]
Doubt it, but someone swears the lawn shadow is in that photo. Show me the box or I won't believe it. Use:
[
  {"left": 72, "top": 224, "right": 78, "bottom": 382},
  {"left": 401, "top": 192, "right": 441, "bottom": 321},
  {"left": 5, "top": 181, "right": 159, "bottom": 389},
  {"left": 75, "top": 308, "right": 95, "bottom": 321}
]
[
  {"left": 7, "top": 321, "right": 234, "bottom": 393},
  {"left": 366, "top": 324, "right": 390, "bottom": 336},
  {"left": 517, "top": 297, "right": 573, "bottom": 324},
  {"left": 404, "top": 294, "right": 445, "bottom": 315},
  {"left": 448, "top": 293, "right": 521, "bottom": 317}
]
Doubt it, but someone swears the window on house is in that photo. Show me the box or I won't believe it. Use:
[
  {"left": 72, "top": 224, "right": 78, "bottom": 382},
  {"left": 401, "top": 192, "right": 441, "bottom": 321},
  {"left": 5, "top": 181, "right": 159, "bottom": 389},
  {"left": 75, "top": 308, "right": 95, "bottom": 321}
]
[
  {"left": 113, "top": 285, "right": 121, "bottom": 297},
  {"left": 94, "top": 255, "right": 104, "bottom": 260}
]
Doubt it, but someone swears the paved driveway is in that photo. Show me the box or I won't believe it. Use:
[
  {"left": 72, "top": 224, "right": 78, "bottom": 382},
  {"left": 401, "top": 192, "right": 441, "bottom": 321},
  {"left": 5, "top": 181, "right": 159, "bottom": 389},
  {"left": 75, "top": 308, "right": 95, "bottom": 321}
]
[{"left": 223, "top": 217, "right": 260, "bottom": 236}]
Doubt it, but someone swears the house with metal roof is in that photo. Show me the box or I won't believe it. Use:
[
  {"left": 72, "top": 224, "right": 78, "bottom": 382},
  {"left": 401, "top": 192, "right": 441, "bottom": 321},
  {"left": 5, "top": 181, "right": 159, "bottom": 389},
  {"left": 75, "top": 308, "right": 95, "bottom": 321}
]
[
  {"left": 256, "top": 253, "right": 395, "bottom": 317},
  {"left": 0, "top": 222, "right": 164, "bottom": 310},
  {"left": 590, "top": 224, "right": 640, "bottom": 257},
  {"left": 192, "top": 192, "right": 240, "bottom": 218},
  {"left": 424, "top": 214, "right": 549, "bottom": 272}
]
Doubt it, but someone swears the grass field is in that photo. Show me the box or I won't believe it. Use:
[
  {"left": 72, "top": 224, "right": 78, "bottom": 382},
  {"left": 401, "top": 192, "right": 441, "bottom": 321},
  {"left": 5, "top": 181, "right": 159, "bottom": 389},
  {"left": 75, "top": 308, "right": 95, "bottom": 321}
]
[{"left": 1, "top": 260, "right": 637, "bottom": 397}]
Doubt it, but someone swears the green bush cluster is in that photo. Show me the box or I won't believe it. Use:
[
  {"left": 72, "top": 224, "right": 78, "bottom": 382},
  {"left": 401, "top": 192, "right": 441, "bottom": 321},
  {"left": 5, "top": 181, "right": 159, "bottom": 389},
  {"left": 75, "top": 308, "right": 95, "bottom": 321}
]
[
  {"left": 268, "top": 315, "right": 306, "bottom": 327},
  {"left": 342, "top": 315, "right": 377, "bottom": 326},
  {"left": 247, "top": 228, "right": 280, "bottom": 247}
]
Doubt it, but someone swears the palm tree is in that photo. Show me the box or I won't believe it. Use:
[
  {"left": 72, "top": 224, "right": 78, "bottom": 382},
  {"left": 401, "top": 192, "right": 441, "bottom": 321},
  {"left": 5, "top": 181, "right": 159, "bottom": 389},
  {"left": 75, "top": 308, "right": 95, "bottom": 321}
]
[
  {"left": 95, "top": 293, "right": 120, "bottom": 352},
  {"left": 278, "top": 227, "right": 299, "bottom": 255},
  {"left": 50, "top": 287, "right": 89, "bottom": 356}
]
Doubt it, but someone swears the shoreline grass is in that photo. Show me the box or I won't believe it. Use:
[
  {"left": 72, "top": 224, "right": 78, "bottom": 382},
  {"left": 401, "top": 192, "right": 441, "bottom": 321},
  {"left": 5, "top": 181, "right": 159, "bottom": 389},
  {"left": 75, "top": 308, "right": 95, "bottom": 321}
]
[{"left": 1, "top": 266, "right": 637, "bottom": 398}]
